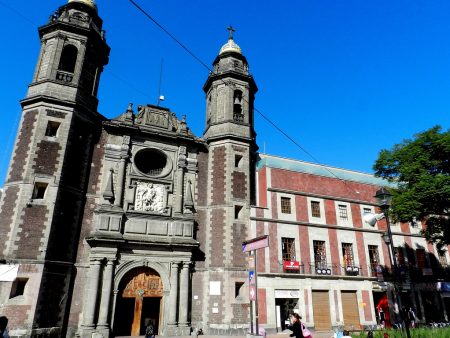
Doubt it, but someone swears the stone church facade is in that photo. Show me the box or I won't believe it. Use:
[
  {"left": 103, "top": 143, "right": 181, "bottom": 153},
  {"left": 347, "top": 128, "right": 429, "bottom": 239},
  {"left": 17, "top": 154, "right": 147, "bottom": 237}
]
[{"left": 0, "top": 0, "right": 257, "bottom": 337}]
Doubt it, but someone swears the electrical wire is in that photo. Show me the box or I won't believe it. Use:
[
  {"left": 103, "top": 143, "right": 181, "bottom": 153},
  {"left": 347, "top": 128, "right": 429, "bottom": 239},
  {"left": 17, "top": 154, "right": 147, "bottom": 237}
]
[{"left": 128, "top": 0, "right": 363, "bottom": 195}]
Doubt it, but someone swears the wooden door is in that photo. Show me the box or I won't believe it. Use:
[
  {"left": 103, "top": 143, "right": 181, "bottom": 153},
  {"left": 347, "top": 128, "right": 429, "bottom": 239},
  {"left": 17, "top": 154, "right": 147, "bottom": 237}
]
[
  {"left": 121, "top": 268, "right": 163, "bottom": 336},
  {"left": 342, "top": 291, "right": 360, "bottom": 330},
  {"left": 312, "top": 291, "right": 332, "bottom": 331}
]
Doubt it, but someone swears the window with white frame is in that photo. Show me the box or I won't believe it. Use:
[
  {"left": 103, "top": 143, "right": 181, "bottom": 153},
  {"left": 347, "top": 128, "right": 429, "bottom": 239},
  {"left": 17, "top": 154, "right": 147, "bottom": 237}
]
[
  {"left": 311, "top": 201, "right": 321, "bottom": 218},
  {"left": 368, "top": 245, "right": 380, "bottom": 276},
  {"left": 439, "top": 253, "right": 448, "bottom": 268},
  {"left": 282, "top": 237, "right": 296, "bottom": 261},
  {"left": 338, "top": 204, "right": 348, "bottom": 221},
  {"left": 281, "top": 197, "right": 292, "bottom": 214},
  {"left": 342, "top": 243, "right": 354, "bottom": 266},
  {"left": 313, "top": 240, "right": 327, "bottom": 268}
]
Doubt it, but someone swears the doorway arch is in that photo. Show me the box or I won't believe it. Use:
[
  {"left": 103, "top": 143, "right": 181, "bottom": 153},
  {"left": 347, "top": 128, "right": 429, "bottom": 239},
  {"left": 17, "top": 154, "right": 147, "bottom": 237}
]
[{"left": 113, "top": 266, "right": 164, "bottom": 336}]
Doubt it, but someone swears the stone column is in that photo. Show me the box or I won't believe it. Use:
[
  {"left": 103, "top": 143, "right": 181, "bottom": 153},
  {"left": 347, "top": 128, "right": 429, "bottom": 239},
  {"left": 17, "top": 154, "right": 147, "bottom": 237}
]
[
  {"left": 178, "top": 262, "right": 190, "bottom": 326},
  {"left": 97, "top": 260, "right": 115, "bottom": 328},
  {"left": 82, "top": 259, "right": 102, "bottom": 328},
  {"left": 168, "top": 262, "right": 180, "bottom": 325},
  {"left": 175, "top": 147, "right": 186, "bottom": 213},
  {"left": 114, "top": 157, "right": 126, "bottom": 207}
]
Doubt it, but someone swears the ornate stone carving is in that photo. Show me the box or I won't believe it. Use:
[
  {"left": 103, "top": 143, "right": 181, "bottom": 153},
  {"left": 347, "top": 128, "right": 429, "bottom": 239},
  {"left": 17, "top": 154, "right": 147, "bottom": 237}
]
[{"left": 134, "top": 181, "right": 165, "bottom": 213}]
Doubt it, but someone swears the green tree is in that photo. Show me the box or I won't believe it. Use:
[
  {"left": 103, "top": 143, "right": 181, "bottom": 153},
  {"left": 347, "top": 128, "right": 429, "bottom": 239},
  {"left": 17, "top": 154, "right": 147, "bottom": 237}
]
[{"left": 373, "top": 126, "right": 450, "bottom": 251}]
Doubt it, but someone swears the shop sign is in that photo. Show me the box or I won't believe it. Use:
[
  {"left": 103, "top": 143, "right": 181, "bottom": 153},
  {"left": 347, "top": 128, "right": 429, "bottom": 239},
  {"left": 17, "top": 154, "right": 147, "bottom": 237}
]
[{"left": 284, "top": 261, "right": 300, "bottom": 270}]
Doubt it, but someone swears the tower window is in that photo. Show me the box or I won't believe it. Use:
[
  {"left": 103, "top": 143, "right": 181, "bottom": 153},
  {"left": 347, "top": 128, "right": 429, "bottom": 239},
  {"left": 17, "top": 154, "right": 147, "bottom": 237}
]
[
  {"left": 32, "top": 182, "right": 48, "bottom": 199},
  {"left": 234, "top": 205, "right": 243, "bottom": 219},
  {"left": 58, "top": 44, "right": 78, "bottom": 73},
  {"left": 235, "top": 154, "right": 243, "bottom": 168},
  {"left": 233, "top": 90, "right": 243, "bottom": 121},
  {"left": 235, "top": 282, "right": 244, "bottom": 298},
  {"left": 45, "top": 121, "right": 61, "bottom": 137},
  {"left": 10, "top": 278, "right": 28, "bottom": 298}
]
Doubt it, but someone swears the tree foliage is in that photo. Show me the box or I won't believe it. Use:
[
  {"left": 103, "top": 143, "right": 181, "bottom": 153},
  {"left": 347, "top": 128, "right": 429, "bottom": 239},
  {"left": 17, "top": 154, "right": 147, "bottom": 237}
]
[{"left": 373, "top": 126, "right": 450, "bottom": 250}]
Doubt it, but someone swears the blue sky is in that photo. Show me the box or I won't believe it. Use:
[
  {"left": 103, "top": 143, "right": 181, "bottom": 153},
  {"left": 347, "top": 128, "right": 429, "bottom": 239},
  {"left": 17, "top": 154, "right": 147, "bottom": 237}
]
[{"left": 1, "top": 0, "right": 450, "bottom": 187}]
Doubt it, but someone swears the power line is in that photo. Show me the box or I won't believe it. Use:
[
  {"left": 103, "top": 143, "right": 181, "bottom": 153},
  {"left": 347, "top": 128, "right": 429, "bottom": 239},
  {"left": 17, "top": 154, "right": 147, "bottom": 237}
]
[{"left": 128, "top": 0, "right": 362, "bottom": 195}]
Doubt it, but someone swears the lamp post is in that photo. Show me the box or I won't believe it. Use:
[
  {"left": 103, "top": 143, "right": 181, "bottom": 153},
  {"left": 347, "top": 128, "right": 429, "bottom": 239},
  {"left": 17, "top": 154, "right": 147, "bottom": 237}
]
[{"left": 375, "top": 187, "right": 411, "bottom": 338}]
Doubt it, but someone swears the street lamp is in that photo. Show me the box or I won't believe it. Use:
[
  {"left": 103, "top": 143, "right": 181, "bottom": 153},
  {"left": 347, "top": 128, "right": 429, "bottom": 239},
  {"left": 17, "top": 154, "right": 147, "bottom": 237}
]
[{"left": 374, "top": 187, "right": 411, "bottom": 338}]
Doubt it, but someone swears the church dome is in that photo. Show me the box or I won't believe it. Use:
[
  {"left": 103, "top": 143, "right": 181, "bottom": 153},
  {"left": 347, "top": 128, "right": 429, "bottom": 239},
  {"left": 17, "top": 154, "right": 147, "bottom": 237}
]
[
  {"left": 219, "top": 38, "right": 242, "bottom": 55},
  {"left": 68, "top": 0, "right": 97, "bottom": 11}
]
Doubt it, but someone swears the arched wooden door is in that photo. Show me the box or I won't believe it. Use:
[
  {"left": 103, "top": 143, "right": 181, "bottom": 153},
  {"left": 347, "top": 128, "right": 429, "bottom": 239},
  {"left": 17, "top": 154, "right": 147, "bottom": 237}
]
[{"left": 116, "top": 267, "right": 164, "bottom": 336}]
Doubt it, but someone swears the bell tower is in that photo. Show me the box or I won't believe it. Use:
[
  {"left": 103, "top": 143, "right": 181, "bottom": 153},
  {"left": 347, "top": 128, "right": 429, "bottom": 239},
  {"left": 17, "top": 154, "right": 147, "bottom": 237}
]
[
  {"left": 0, "top": 0, "right": 109, "bottom": 334},
  {"left": 194, "top": 28, "right": 258, "bottom": 327}
]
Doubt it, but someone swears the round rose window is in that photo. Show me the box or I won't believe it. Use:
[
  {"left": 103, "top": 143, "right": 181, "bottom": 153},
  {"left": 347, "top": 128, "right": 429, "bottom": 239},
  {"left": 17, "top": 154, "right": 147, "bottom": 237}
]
[{"left": 134, "top": 148, "right": 167, "bottom": 176}]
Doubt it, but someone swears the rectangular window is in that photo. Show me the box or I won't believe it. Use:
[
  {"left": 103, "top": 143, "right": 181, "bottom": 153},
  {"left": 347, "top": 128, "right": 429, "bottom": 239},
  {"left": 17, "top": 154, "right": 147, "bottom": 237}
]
[
  {"left": 342, "top": 243, "right": 354, "bottom": 266},
  {"left": 32, "top": 182, "right": 48, "bottom": 200},
  {"left": 281, "top": 197, "right": 292, "bottom": 214},
  {"left": 416, "top": 249, "right": 426, "bottom": 269},
  {"left": 338, "top": 204, "right": 348, "bottom": 221},
  {"left": 368, "top": 245, "right": 380, "bottom": 276},
  {"left": 10, "top": 278, "right": 28, "bottom": 298},
  {"left": 235, "top": 282, "right": 244, "bottom": 298},
  {"left": 45, "top": 121, "right": 61, "bottom": 137},
  {"left": 313, "top": 240, "right": 327, "bottom": 268},
  {"left": 234, "top": 205, "right": 243, "bottom": 219},
  {"left": 363, "top": 207, "right": 371, "bottom": 215},
  {"left": 282, "top": 237, "right": 296, "bottom": 261},
  {"left": 311, "top": 201, "right": 321, "bottom": 218}
]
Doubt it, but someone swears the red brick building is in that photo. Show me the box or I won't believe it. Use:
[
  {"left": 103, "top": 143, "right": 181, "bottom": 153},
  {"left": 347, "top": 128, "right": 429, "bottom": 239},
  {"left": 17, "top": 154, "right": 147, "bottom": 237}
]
[
  {"left": 0, "top": 1, "right": 449, "bottom": 337},
  {"left": 250, "top": 154, "right": 450, "bottom": 331}
]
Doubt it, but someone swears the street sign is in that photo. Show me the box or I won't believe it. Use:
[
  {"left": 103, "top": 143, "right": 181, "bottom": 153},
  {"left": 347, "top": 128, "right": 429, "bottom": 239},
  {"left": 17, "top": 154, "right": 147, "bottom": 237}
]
[
  {"left": 249, "top": 284, "right": 256, "bottom": 301},
  {"left": 249, "top": 271, "right": 255, "bottom": 284},
  {"left": 242, "top": 235, "right": 269, "bottom": 252},
  {"left": 283, "top": 261, "right": 300, "bottom": 271}
]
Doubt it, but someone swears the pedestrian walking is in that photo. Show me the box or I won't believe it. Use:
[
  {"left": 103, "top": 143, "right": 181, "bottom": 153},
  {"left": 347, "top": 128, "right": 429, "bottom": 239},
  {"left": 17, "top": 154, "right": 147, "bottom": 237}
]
[
  {"left": 144, "top": 318, "right": 155, "bottom": 338},
  {"left": 0, "top": 317, "right": 9, "bottom": 338}
]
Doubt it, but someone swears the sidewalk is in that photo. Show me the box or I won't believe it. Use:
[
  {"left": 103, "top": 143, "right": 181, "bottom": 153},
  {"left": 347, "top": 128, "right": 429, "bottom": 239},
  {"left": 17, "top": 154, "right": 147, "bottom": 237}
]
[{"left": 118, "top": 329, "right": 334, "bottom": 338}]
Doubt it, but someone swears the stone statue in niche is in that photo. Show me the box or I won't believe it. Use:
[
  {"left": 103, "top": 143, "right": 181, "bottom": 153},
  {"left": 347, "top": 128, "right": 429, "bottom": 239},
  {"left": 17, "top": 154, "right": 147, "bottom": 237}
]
[{"left": 134, "top": 181, "right": 165, "bottom": 213}]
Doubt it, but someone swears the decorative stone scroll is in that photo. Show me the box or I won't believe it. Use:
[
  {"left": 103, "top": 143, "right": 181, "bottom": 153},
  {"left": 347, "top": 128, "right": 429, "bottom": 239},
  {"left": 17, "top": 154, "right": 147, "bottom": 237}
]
[{"left": 134, "top": 181, "right": 165, "bottom": 213}]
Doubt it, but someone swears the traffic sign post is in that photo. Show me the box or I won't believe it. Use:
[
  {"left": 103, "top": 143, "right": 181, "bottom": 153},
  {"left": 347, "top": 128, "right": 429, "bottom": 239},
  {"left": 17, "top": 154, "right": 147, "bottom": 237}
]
[{"left": 243, "top": 236, "right": 269, "bottom": 337}]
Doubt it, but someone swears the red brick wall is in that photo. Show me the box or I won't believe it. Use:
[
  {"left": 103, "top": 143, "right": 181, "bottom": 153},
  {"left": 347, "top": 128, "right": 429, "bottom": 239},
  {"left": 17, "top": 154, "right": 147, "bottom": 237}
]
[
  {"left": 233, "top": 223, "right": 247, "bottom": 267},
  {"left": 257, "top": 167, "right": 267, "bottom": 207},
  {"left": 210, "top": 209, "right": 225, "bottom": 267},
  {"left": 295, "top": 195, "right": 308, "bottom": 222},
  {"left": 33, "top": 140, "right": 61, "bottom": 175},
  {"left": 351, "top": 204, "right": 362, "bottom": 228},
  {"left": 355, "top": 232, "right": 367, "bottom": 275},
  {"left": 328, "top": 228, "right": 340, "bottom": 275},
  {"left": 362, "top": 290, "right": 372, "bottom": 321},
  {"left": 258, "top": 288, "right": 267, "bottom": 324},
  {"left": 269, "top": 222, "right": 279, "bottom": 273},
  {"left": 325, "top": 200, "right": 336, "bottom": 225},
  {"left": 300, "top": 226, "right": 311, "bottom": 271},
  {"left": 196, "top": 151, "right": 209, "bottom": 206},
  {"left": 8, "top": 110, "right": 38, "bottom": 183},
  {"left": 14, "top": 205, "right": 48, "bottom": 259},
  {"left": 232, "top": 303, "right": 249, "bottom": 324},
  {"left": 232, "top": 171, "right": 246, "bottom": 199},
  {"left": 2, "top": 305, "right": 32, "bottom": 328},
  {"left": 211, "top": 146, "right": 226, "bottom": 205},
  {"left": 0, "top": 186, "right": 19, "bottom": 254}
]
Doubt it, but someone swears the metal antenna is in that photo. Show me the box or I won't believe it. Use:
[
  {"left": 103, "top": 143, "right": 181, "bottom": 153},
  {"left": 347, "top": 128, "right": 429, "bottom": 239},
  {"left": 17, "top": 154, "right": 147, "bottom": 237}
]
[{"left": 157, "top": 58, "right": 164, "bottom": 106}]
